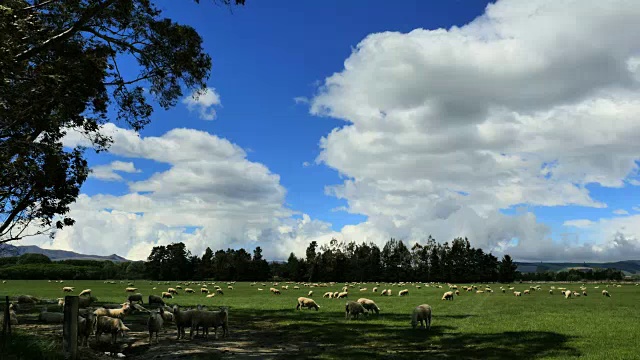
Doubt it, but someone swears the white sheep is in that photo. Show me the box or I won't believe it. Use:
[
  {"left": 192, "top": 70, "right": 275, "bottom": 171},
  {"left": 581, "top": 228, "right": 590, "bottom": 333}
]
[
  {"left": 201, "top": 288, "right": 209, "bottom": 293},
  {"left": 602, "top": 290, "right": 611, "bottom": 297},
  {"left": 441, "top": 291, "right": 454, "bottom": 301},
  {"left": 549, "top": 289, "right": 553, "bottom": 295},
  {"left": 357, "top": 298, "right": 380, "bottom": 314},
  {"left": 308, "top": 290, "right": 314, "bottom": 297},
  {"left": 147, "top": 307, "right": 164, "bottom": 344},
  {"left": 62, "top": 286, "right": 74, "bottom": 292},
  {"left": 172, "top": 305, "right": 196, "bottom": 340},
  {"left": 162, "top": 292, "right": 173, "bottom": 299},
  {"left": 128, "top": 293, "right": 144, "bottom": 305},
  {"left": 411, "top": 304, "right": 432, "bottom": 330},
  {"left": 125, "top": 287, "right": 138, "bottom": 293},
  {"left": 79, "top": 289, "right": 92, "bottom": 297},
  {"left": 399, "top": 289, "right": 409, "bottom": 296},
  {"left": 296, "top": 297, "right": 320, "bottom": 311},
  {"left": 95, "top": 316, "right": 130, "bottom": 344},
  {"left": 93, "top": 303, "right": 132, "bottom": 320},
  {"left": 77, "top": 312, "right": 95, "bottom": 348},
  {"left": 323, "top": 291, "right": 333, "bottom": 298},
  {"left": 168, "top": 288, "right": 178, "bottom": 295},
  {"left": 345, "top": 301, "right": 366, "bottom": 319},
  {"left": 190, "top": 307, "right": 229, "bottom": 339},
  {"left": 564, "top": 290, "right": 572, "bottom": 299}
]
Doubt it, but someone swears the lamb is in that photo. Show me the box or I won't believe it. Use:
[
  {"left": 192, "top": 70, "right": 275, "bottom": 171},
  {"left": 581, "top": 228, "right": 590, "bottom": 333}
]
[
  {"left": 95, "top": 316, "right": 130, "bottom": 344},
  {"left": 147, "top": 307, "right": 164, "bottom": 344},
  {"left": 172, "top": 305, "right": 196, "bottom": 340},
  {"left": 345, "top": 301, "right": 366, "bottom": 319},
  {"left": 62, "top": 287, "right": 75, "bottom": 292},
  {"left": 162, "top": 292, "right": 173, "bottom": 299},
  {"left": 17, "top": 295, "right": 38, "bottom": 304},
  {"left": 149, "top": 295, "right": 165, "bottom": 306},
  {"left": 93, "top": 303, "right": 131, "bottom": 320},
  {"left": 399, "top": 289, "right": 409, "bottom": 296},
  {"left": 125, "top": 287, "right": 138, "bottom": 293},
  {"left": 79, "top": 289, "right": 92, "bottom": 297},
  {"left": 602, "top": 290, "right": 611, "bottom": 297},
  {"left": 296, "top": 297, "right": 320, "bottom": 311},
  {"left": 357, "top": 298, "right": 380, "bottom": 314},
  {"left": 441, "top": 291, "right": 454, "bottom": 301},
  {"left": 190, "top": 307, "right": 229, "bottom": 339},
  {"left": 128, "top": 293, "right": 144, "bottom": 305},
  {"left": 77, "top": 312, "right": 95, "bottom": 347},
  {"left": 39, "top": 308, "right": 64, "bottom": 323},
  {"left": 410, "top": 304, "right": 432, "bottom": 330}
]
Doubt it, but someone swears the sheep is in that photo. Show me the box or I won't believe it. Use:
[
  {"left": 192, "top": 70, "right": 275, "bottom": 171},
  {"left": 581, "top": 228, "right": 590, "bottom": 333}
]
[
  {"left": 582, "top": 291, "right": 588, "bottom": 296},
  {"left": 79, "top": 289, "right": 92, "bottom": 297},
  {"left": 523, "top": 290, "right": 530, "bottom": 295},
  {"left": 337, "top": 291, "right": 349, "bottom": 299},
  {"left": 549, "top": 289, "right": 553, "bottom": 295},
  {"left": 380, "top": 289, "right": 388, "bottom": 296},
  {"left": 206, "top": 293, "right": 216, "bottom": 298},
  {"left": 514, "top": 291, "right": 522, "bottom": 296},
  {"left": 345, "top": 301, "right": 366, "bottom": 320},
  {"left": 39, "top": 308, "right": 64, "bottom": 323},
  {"left": 93, "top": 303, "right": 131, "bottom": 320},
  {"left": 216, "top": 289, "right": 224, "bottom": 295},
  {"left": 359, "top": 288, "right": 368, "bottom": 292},
  {"left": 176, "top": 285, "right": 183, "bottom": 289},
  {"left": 455, "top": 290, "right": 461, "bottom": 296},
  {"left": 57, "top": 298, "right": 65, "bottom": 307},
  {"left": 334, "top": 291, "right": 340, "bottom": 298},
  {"left": 228, "top": 285, "right": 234, "bottom": 290},
  {"left": 17, "top": 295, "right": 38, "bottom": 304},
  {"left": 1, "top": 306, "right": 18, "bottom": 326},
  {"left": 125, "top": 287, "right": 138, "bottom": 293},
  {"left": 172, "top": 305, "right": 196, "bottom": 340},
  {"left": 149, "top": 295, "right": 165, "bottom": 306},
  {"left": 95, "top": 316, "right": 130, "bottom": 344},
  {"left": 372, "top": 287, "right": 378, "bottom": 292},
  {"left": 411, "top": 304, "right": 432, "bottom": 330},
  {"left": 441, "top": 291, "right": 454, "bottom": 301},
  {"left": 602, "top": 290, "right": 611, "bottom": 297},
  {"left": 147, "top": 307, "right": 164, "bottom": 344},
  {"left": 323, "top": 291, "right": 333, "bottom": 298},
  {"left": 270, "top": 288, "right": 281, "bottom": 295},
  {"left": 77, "top": 312, "right": 95, "bottom": 348},
  {"left": 564, "top": 290, "right": 572, "bottom": 299},
  {"left": 190, "top": 307, "right": 229, "bottom": 339},
  {"left": 168, "top": 288, "right": 178, "bottom": 295},
  {"left": 476, "top": 290, "right": 484, "bottom": 294},
  {"left": 161, "top": 292, "right": 173, "bottom": 299},
  {"left": 308, "top": 290, "right": 314, "bottom": 297},
  {"left": 78, "top": 296, "right": 96, "bottom": 308},
  {"left": 185, "top": 288, "right": 195, "bottom": 294},
  {"left": 399, "top": 289, "right": 409, "bottom": 296},
  {"left": 201, "top": 288, "right": 209, "bottom": 293},
  {"left": 296, "top": 297, "right": 320, "bottom": 311},
  {"left": 357, "top": 298, "right": 380, "bottom": 314},
  {"left": 62, "top": 286, "right": 75, "bottom": 292}
]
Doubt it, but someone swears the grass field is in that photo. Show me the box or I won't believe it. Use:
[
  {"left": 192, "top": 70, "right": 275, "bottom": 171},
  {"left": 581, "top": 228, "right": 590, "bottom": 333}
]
[{"left": 1, "top": 280, "right": 639, "bottom": 359}]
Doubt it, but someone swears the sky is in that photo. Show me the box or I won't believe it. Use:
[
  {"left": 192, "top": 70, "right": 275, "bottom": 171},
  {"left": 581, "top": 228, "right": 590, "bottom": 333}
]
[{"left": 22, "top": 0, "right": 640, "bottom": 262}]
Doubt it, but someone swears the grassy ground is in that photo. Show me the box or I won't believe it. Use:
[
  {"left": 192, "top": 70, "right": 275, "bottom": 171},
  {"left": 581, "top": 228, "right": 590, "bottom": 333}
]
[{"left": 1, "top": 280, "right": 638, "bottom": 359}]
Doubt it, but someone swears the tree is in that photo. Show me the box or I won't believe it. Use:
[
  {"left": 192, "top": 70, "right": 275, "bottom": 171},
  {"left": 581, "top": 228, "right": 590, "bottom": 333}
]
[
  {"left": 0, "top": 0, "right": 245, "bottom": 244},
  {"left": 498, "top": 255, "right": 518, "bottom": 283}
]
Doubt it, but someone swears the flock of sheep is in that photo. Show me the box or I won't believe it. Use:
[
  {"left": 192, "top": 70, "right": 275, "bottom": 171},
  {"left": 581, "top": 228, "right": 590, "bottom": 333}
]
[{"left": 1, "top": 279, "right": 632, "bottom": 353}]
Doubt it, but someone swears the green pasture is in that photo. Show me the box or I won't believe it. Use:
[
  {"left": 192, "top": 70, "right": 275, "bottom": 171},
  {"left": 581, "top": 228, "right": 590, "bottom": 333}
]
[{"left": 1, "top": 280, "right": 638, "bottom": 359}]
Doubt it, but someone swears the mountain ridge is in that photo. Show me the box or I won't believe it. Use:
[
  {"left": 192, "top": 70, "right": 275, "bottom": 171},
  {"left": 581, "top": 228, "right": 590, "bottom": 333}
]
[{"left": 0, "top": 244, "right": 129, "bottom": 262}]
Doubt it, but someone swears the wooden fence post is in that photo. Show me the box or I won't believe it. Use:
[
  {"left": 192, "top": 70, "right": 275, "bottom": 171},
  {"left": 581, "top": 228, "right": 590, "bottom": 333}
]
[{"left": 63, "top": 295, "right": 78, "bottom": 360}]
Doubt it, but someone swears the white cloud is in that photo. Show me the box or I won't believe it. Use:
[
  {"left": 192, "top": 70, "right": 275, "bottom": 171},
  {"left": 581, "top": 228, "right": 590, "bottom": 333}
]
[
  {"left": 90, "top": 161, "right": 141, "bottom": 182},
  {"left": 294, "top": 96, "right": 309, "bottom": 104},
  {"left": 633, "top": 206, "right": 640, "bottom": 212},
  {"left": 302, "top": 161, "right": 311, "bottom": 167},
  {"left": 613, "top": 209, "right": 629, "bottom": 215},
  {"left": 563, "top": 219, "right": 594, "bottom": 228},
  {"left": 307, "top": 0, "right": 640, "bottom": 261},
  {"left": 182, "top": 87, "right": 221, "bottom": 120}
]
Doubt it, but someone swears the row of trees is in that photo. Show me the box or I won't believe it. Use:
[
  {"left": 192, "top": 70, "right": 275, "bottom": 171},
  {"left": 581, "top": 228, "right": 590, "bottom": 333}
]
[{"left": 517, "top": 268, "right": 624, "bottom": 282}]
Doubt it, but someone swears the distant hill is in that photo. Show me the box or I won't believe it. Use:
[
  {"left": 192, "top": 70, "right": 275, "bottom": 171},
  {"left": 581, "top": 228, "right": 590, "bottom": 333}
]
[
  {"left": 516, "top": 260, "right": 640, "bottom": 275},
  {"left": 0, "top": 244, "right": 129, "bottom": 262}
]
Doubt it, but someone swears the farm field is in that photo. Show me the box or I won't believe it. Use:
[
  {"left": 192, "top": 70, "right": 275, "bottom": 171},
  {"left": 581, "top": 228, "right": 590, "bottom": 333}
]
[{"left": 1, "top": 280, "right": 639, "bottom": 359}]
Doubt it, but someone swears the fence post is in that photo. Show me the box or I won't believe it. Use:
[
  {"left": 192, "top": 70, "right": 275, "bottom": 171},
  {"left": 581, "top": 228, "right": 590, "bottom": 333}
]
[{"left": 63, "top": 295, "right": 78, "bottom": 360}]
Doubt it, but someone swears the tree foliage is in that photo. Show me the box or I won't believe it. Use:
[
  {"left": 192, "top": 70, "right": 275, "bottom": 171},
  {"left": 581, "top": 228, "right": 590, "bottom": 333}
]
[{"left": 0, "top": 0, "right": 244, "bottom": 244}]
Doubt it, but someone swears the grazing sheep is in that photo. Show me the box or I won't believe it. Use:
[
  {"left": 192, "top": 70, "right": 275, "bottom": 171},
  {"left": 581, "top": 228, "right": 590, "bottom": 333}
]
[
  {"left": 216, "top": 289, "right": 224, "bottom": 295},
  {"left": 149, "top": 295, "right": 165, "bottom": 306},
  {"left": 334, "top": 291, "right": 340, "bottom": 298},
  {"left": 190, "top": 307, "right": 229, "bottom": 339},
  {"left": 296, "top": 297, "right": 320, "bottom": 311},
  {"left": 602, "top": 290, "right": 611, "bottom": 297},
  {"left": 399, "top": 289, "right": 409, "bottom": 296},
  {"left": 372, "top": 287, "right": 378, "bottom": 292},
  {"left": 549, "top": 290, "right": 553, "bottom": 295},
  {"left": 514, "top": 291, "right": 522, "bottom": 297},
  {"left": 270, "top": 288, "right": 281, "bottom": 295},
  {"left": 128, "top": 293, "right": 144, "bottom": 305},
  {"left": 168, "top": 288, "right": 178, "bottom": 295},
  {"left": 206, "top": 293, "right": 216, "bottom": 298},
  {"left": 308, "top": 290, "right": 314, "bottom": 297},
  {"left": 185, "top": 288, "right": 195, "bottom": 294},
  {"left": 95, "top": 316, "right": 130, "bottom": 344},
  {"left": 411, "top": 304, "right": 432, "bottom": 330},
  {"left": 62, "top": 287, "right": 75, "bottom": 292},
  {"left": 201, "top": 288, "right": 209, "bottom": 293},
  {"left": 162, "top": 292, "right": 174, "bottom": 299},
  {"left": 523, "top": 290, "right": 530, "bottom": 295},
  {"left": 455, "top": 290, "right": 460, "bottom": 296},
  {"left": 441, "top": 291, "right": 454, "bottom": 301},
  {"left": 380, "top": 289, "right": 388, "bottom": 296},
  {"left": 176, "top": 285, "right": 183, "bottom": 290},
  {"left": 323, "top": 292, "right": 333, "bottom": 298},
  {"left": 337, "top": 291, "right": 349, "bottom": 299},
  {"left": 125, "top": 287, "right": 138, "bottom": 293},
  {"left": 147, "top": 308, "right": 164, "bottom": 344},
  {"left": 564, "top": 290, "right": 572, "bottom": 299},
  {"left": 357, "top": 298, "right": 380, "bottom": 314},
  {"left": 172, "top": 305, "right": 196, "bottom": 340},
  {"left": 79, "top": 289, "right": 92, "bottom": 297},
  {"left": 39, "top": 309, "right": 64, "bottom": 323},
  {"left": 17, "top": 295, "right": 38, "bottom": 304},
  {"left": 93, "top": 303, "right": 131, "bottom": 320},
  {"left": 345, "top": 301, "right": 366, "bottom": 320}
]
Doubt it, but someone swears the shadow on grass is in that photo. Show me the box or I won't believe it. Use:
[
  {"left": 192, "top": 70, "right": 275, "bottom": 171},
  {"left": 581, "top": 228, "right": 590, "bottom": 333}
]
[{"left": 224, "top": 308, "right": 580, "bottom": 359}]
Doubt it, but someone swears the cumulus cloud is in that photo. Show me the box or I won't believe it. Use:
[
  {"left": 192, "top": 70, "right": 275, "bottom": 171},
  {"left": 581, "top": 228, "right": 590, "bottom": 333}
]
[
  {"left": 182, "top": 87, "right": 221, "bottom": 120},
  {"left": 306, "top": 0, "right": 640, "bottom": 261},
  {"left": 90, "top": 161, "right": 141, "bottom": 182}
]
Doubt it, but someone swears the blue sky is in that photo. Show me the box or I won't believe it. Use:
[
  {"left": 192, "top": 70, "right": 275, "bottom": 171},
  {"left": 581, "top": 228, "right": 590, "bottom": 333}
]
[{"left": 30, "top": 0, "right": 640, "bottom": 261}]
